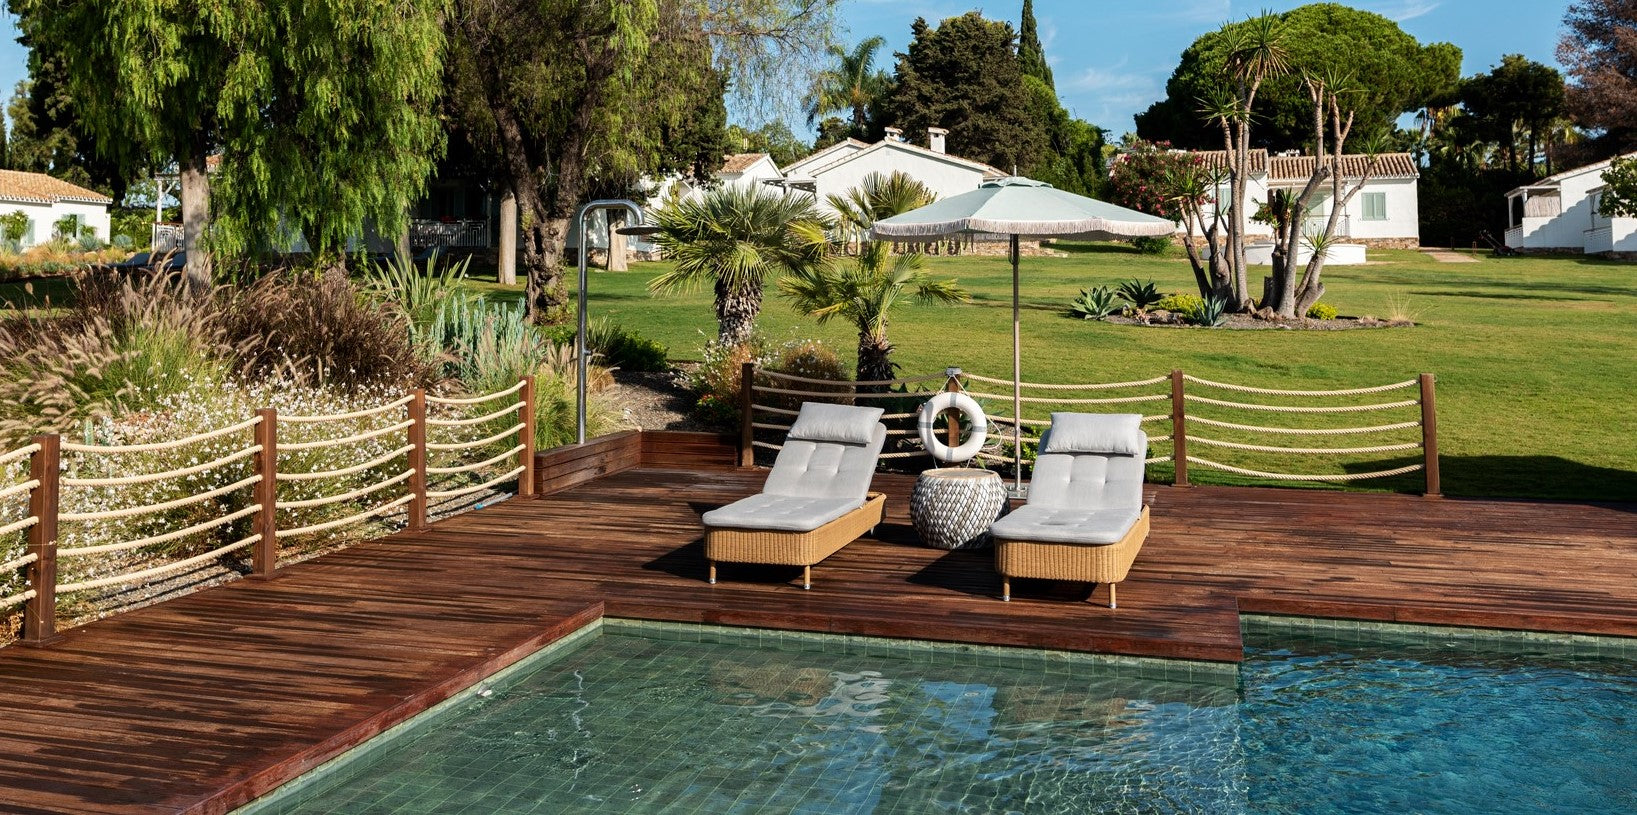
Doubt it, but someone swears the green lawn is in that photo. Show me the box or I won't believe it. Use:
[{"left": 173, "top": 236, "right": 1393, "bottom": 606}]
[{"left": 470, "top": 245, "right": 1637, "bottom": 502}]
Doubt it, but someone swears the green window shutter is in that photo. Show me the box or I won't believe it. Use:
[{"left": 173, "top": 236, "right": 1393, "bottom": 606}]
[{"left": 1363, "top": 192, "right": 1387, "bottom": 221}]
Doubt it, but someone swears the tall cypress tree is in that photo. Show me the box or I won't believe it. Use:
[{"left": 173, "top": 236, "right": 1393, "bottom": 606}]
[{"left": 1018, "top": 0, "right": 1054, "bottom": 90}]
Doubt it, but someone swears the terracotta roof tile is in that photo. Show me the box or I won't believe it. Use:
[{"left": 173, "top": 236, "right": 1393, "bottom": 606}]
[
  {"left": 1268, "top": 153, "right": 1419, "bottom": 180},
  {"left": 0, "top": 170, "right": 112, "bottom": 205},
  {"left": 720, "top": 153, "right": 768, "bottom": 174},
  {"left": 1191, "top": 149, "right": 1269, "bottom": 174}
]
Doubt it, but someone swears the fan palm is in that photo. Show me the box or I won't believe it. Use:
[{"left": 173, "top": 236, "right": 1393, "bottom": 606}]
[
  {"left": 782, "top": 171, "right": 967, "bottom": 384},
  {"left": 804, "top": 36, "right": 891, "bottom": 134},
  {"left": 649, "top": 185, "right": 829, "bottom": 347}
]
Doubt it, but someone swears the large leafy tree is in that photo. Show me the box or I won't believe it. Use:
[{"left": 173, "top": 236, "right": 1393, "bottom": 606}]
[
  {"left": 785, "top": 171, "right": 967, "bottom": 383},
  {"left": 14, "top": 0, "right": 447, "bottom": 284},
  {"left": 5, "top": 54, "right": 132, "bottom": 199},
  {"left": 1460, "top": 55, "right": 1566, "bottom": 174},
  {"left": 884, "top": 12, "right": 1049, "bottom": 173},
  {"left": 804, "top": 36, "right": 892, "bottom": 139},
  {"left": 726, "top": 121, "right": 810, "bottom": 168},
  {"left": 213, "top": 0, "right": 447, "bottom": 267},
  {"left": 446, "top": 0, "right": 836, "bottom": 324},
  {"left": 1559, "top": 0, "right": 1637, "bottom": 155},
  {"left": 650, "top": 185, "right": 830, "bottom": 346},
  {"left": 1017, "top": 0, "right": 1053, "bottom": 90},
  {"left": 1135, "top": 3, "right": 1460, "bottom": 150}
]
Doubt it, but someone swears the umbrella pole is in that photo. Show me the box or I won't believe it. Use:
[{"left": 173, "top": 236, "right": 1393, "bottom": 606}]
[{"left": 1011, "top": 234, "right": 1022, "bottom": 494}]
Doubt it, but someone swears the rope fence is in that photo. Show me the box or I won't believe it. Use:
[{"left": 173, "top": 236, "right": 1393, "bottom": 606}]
[
  {"left": 0, "top": 378, "right": 538, "bottom": 647},
  {"left": 738, "top": 364, "right": 1439, "bottom": 496}
]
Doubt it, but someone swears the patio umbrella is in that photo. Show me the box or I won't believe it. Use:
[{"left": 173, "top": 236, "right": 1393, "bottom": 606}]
[{"left": 869, "top": 177, "right": 1175, "bottom": 491}]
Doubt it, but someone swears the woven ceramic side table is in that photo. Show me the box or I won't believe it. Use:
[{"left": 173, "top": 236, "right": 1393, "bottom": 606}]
[{"left": 910, "top": 468, "right": 1009, "bottom": 550}]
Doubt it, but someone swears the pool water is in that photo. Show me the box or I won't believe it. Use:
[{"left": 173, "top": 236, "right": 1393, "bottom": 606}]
[{"left": 243, "top": 622, "right": 1637, "bottom": 815}]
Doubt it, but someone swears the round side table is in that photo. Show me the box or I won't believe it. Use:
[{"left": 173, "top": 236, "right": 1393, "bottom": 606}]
[{"left": 910, "top": 468, "right": 1009, "bottom": 550}]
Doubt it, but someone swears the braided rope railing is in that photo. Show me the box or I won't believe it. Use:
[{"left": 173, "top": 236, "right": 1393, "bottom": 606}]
[
  {"left": 759, "top": 369, "right": 948, "bottom": 387},
  {"left": 0, "top": 551, "right": 37, "bottom": 574},
  {"left": 61, "top": 416, "right": 263, "bottom": 454},
  {"left": 0, "top": 444, "right": 41, "bottom": 468},
  {"left": 276, "top": 445, "right": 415, "bottom": 483},
  {"left": 280, "top": 419, "right": 416, "bottom": 452},
  {"left": 425, "top": 380, "right": 526, "bottom": 407},
  {"left": 59, "top": 475, "right": 264, "bottom": 523},
  {"left": 0, "top": 479, "right": 41, "bottom": 503},
  {"left": 426, "top": 423, "right": 526, "bottom": 452},
  {"left": 962, "top": 373, "right": 1170, "bottom": 390},
  {"left": 58, "top": 505, "right": 264, "bottom": 558},
  {"left": 62, "top": 446, "right": 262, "bottom": 488},
  {"left": 1183, "top": 375, "right": 1418, "bottom": 397},
  {"left": 0, "top": 516, "right": 38, "bottom": 538},
  {"left": 57, "top": 534, "right": 262, "bottom": 593},
  {"left": 754, "top": 385, "right": 910, "bottom": 400},
  {"left": 276, "top": 470, "right": 413, "bottom": 511},
  {"left": 1187, "top": 395, "right": 1420, "bottom": 414},
  {"left": 1187, "top": 456, "right": 1423, "bottom": 482},
  {"left": 0, "top": 588, "right": 35, "bottom": 611},
  {"left": 424, "top": 402, "right": 524, "bottom": 428},
  {"left": 427, "top": 466, "right": 526, "bottom": 500},
  {"left": 1188, "top": 416, "right": 1421, "bottom": 436},
  {"left": 275, "top": 494, "right": 415, "bottom": 540},
  {"left": 427, "top": 445, "right": 526, "bottom": 476},
  {"left": 966, "top": 391, "right": 1169, "bottom": 406},
  {"left": 281, "top": 395, "right": 415, "bottom": 424},
  {"left": 1189, "top": 436, "right": 1422, "bottom": 456}
]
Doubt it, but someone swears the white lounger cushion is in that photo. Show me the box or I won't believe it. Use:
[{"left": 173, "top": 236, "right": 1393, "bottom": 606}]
[
  {"left": 787, "top": 403, "right": 885, "bottom": 446},
  {"left": 989, "top": 506, "right": 1142, "bottom": 546},
  {"left": 762, "top": 424, "right": 887, "bottom": 503},
  {"left": 1040, "top": 412, "right": 1145, "bottom": 456},
  {"left": 701, "top": 493, "right": 862, "bottom": 532}
]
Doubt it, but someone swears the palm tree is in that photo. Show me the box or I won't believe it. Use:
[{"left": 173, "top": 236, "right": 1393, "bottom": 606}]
[
  {"left": 649, "top": 185, "right": 829, "bottom": 347},
  {"left": 805, "top": 36, "right": 891, "bottom": 136},
  {"left": 781, "top": 172, "right": 968, "bottom": 384}
]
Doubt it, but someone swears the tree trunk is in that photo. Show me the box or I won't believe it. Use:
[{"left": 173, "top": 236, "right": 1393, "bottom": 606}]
[
  {"left": 607, "top": 211, "right": 628, "bottom": 272},
  {"left": 498, "top": 187, "right": 518, "bottom": 285},
  {"left": 179, "top": 147, "right": 212, "bottom": 294},
  {"left": 714, "top": 276, "right": 763, "bottom": 347},
  {"left": 856, "top": 333, "right": 894, "bottom": 390}
]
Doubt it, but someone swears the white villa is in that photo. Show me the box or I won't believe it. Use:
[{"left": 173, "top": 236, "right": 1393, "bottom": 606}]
[
  {"left": 0, "top": 170, "right": 111, "bottom": 247},
  {"left": 778, "top": 128, "right": 1006, "bottom": 215},
  {"left": 1179, "top": 150, "right": 1422, "bottom": 252},
  {"left": 1504, "top": 153, "right": 1637, "bottom": 256}
]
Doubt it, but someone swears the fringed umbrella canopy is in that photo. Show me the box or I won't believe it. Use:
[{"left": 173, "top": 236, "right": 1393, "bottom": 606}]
[
  {"left": 868, "top": 177, "right": 1175, "bottom": 241},
  {"left": 868, "top": 177, "right": 1176, "bottom": 493}
]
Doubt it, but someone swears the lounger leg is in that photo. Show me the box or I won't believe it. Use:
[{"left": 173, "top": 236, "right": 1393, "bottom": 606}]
[
  {"left": 708, "top": 562, "right": 717, "bottom": 585},
  {"left": 803, "top": 565, "right": 811, "bottom": 590},
  {"left": 1001, "top": 576, "right": 1010, "bottom": 602},
  {"left": 1108, "top": 582, "right": 1117, "bottom": 610}
]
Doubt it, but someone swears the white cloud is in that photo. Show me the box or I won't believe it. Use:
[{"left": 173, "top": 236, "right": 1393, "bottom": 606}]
[{"left": 1372, "top": 0, "right": 1441, "bottom": 22}]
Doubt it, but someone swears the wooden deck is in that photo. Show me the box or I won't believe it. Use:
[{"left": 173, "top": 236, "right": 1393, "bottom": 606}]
[{"left": 2, "top": 431, "right": 1636, "bottom": 813}]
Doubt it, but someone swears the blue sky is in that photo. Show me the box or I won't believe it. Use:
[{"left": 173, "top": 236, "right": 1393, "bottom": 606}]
[
  {"left": 0, "top": 1, "right": 1570, "bottom": 137},
  {"left": 839, "top": 0, "right": 1571, "bottom": 135}
]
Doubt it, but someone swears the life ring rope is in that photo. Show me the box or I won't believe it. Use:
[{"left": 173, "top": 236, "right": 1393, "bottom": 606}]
[{"left": 918, "top": 392, "right": 988, "bottom": 464}]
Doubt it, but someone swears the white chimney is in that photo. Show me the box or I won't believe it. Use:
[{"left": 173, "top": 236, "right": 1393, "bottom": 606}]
[
  {"left": 927, "top": 127, "right": 949, "bottom": 154},
  {"left": 884, "top": 126, "right": 904, "bottom": 143}
]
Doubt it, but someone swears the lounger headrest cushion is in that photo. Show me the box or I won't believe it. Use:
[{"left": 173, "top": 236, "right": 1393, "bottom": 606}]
[
  {"left": 1041, "top": 413, "right": 1145, "bottom": 456},
  {"left": 787, "top": 402, "right": 885, "bottom": 446}
]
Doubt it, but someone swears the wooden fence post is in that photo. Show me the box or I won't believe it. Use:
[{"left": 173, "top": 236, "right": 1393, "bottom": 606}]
[
  {"left": 518, "top": 377, "right": 536, "bottom": 498},
  {"left": 1420, "top": 373, "right": 1441, "bottom": 498},
  {"left": 1170, "top": 369, "right": 1189, "bottom": 487},
  {"left": 252, "top": 409, "right": 278, "bottom": 578},
  {"left": 943, "top": 368, "right": 963, "bottom": 451},
  {"left": 22, "top": 434, "right": 60, "bottom": 646},
  {"left": 738, "top": 362, "right": 755, "bottom": 468},
  {"left": 408, "top": 389, "right": 429, "bottom": 530}
]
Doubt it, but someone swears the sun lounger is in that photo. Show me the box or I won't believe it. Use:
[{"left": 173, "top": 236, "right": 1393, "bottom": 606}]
[
  {"left": 702, "top": 402, "right": 887, "bottom": 589},
  {"left": 989, "top": 412, "right": 1150, "bottom": 608}
]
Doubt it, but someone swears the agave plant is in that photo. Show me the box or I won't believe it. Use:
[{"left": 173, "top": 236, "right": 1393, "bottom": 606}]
[
  {"left": 1117, "top": 279, "right": 1164, "bottom": 312},
  {"left": 1184, "top": 294, "right": 1230, "bottom": 327},
  {"left": 1069, "top": 286, "right": 1121, "bottom": 319}
]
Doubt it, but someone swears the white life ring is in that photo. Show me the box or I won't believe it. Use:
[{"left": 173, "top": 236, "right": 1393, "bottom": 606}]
[{"left": 918, "top": 392, "right": 988, "bottom": 463}]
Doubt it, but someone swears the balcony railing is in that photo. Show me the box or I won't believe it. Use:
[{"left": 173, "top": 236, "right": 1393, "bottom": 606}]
[{"left": 410, "top": 219, "right": 488, "bottom": 249}]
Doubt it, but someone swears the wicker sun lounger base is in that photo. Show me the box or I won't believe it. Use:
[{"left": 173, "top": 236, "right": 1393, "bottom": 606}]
[
  {"left": 995, "top": 506, "right": 1150, "bottom": 608},
  {"left": 706, "top": 493, "right": 887, "bottom": 590}
]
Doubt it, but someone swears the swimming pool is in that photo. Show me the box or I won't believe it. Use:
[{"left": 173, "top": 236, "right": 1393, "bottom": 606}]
[{"left": 241, "top": 618, "right": 1637, "bottom": 814}]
